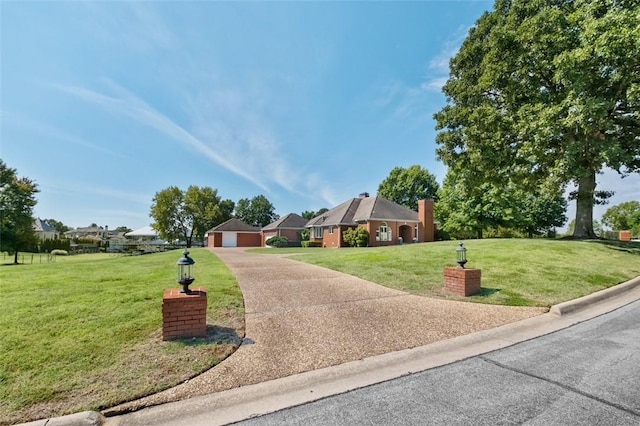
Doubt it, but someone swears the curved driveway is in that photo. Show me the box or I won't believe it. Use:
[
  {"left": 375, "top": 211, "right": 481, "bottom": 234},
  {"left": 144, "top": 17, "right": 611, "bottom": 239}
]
[
  {"left": 241, "top": 297, "right": 640, "bottom": 425},
  {"left": 109, "top": 248, "right": 546, "bottom": 412}
]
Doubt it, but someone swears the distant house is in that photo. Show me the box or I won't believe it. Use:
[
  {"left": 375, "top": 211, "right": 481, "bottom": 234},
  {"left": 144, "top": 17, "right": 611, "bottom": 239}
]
[
  {"left": 64, "top": 226, "right": 109, "bottom": 240},
  {"left": 205, "top": 218, "right": 262, "bottom": 248},
  {"left": 33, "top": 218, "right": 58, "bottom": 240},
  {"left": 124, "top": 226, "right": 168, "bottom": 252},
  {"left": 106, "top": 233, "right": 128, "bottom": 252},
  {"left": 262, "top": 213, "right": 308, "bottom": 246},
  {"left": 306, "top": 193, "right": 435, "bottom": 248},
  {"left": 125, "top": 226, "right": 159, "bottom": 240}
]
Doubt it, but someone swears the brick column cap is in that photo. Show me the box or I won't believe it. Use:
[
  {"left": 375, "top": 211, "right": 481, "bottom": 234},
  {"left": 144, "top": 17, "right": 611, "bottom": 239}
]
[{"left": 163, "top": 287, "right": 207, "bottom": 299}]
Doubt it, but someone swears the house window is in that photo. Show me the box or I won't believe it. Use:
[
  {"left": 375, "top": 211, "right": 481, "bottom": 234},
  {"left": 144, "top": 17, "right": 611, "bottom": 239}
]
[
  {"left": 376, "top": 222, "right": 392, "bottom": 242},
  {"left": 329, "top": 226, "right": 334, "bottom": 235},
  {"left": 314, "top": 227, "right": 323, "bottom": 238}
]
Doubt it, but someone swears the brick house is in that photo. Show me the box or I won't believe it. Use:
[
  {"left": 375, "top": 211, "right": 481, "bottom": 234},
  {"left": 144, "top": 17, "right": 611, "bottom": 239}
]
[
  {"left": 262, "top": 213, "right": 308, "bottom": 246},
  {"left": 306, "top": 193, "right": 435, "bottom": 248},
  {"left": 205, "top": 218, "right": 262, "bottom": 248}
]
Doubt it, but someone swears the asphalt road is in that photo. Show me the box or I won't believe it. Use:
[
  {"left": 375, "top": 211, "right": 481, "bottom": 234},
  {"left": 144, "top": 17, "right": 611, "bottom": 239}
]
[{"left": 239, "top": 298, "right": 640, "bottom": 425}]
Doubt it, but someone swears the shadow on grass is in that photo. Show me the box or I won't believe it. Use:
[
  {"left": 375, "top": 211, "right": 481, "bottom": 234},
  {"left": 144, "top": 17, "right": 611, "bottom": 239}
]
[
  {"left": 176, "top": 325, "right": 242, "bottom": 347},
  {"left": 473, "top": 287, "right": 537, "bottom": 306},
  {"left": 585, "top": 239, "right": 640, "bottom": 255},
  {"left": 478, "top": 287, "right": 500, "bottom": 297}
]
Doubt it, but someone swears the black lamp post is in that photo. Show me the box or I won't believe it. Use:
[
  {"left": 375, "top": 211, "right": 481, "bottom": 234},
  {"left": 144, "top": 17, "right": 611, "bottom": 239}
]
[
  {"left": 456, "top": 243, "right": 467, "bottom": 268},
  {"left": 177, "top": 249, "right": 195, "bottom": 293}
]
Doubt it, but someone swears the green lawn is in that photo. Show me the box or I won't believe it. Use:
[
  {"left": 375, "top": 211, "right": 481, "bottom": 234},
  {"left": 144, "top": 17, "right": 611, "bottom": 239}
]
[
  {"left": 0, "top": 249, "right": 244, "bottom": 425},
  {"left": 251, "top": 239, "right": 640, "bottom": 307}
]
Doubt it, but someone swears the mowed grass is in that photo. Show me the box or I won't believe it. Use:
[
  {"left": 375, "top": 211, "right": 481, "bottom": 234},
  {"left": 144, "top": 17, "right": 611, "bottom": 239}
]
[
  {"left": 252, "top": 239, "right": 640, "bottom": 307},
  {"left": 0, "top": 249, "right": 244, "bottom": 425}
]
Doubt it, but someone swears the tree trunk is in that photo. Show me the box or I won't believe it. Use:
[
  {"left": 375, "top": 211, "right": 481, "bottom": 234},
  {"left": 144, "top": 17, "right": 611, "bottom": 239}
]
[
  {"left": 14, "top": 251, "right": 18, "bottom": 264},
  {"left": 572, "top": 171, "right": 597, "bottom": 239}
]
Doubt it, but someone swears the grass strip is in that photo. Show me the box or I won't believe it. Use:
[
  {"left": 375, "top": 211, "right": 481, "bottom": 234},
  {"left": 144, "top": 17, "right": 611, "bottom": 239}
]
[{"left": 251, "top": 239, "right": 640, "bottom": 307}]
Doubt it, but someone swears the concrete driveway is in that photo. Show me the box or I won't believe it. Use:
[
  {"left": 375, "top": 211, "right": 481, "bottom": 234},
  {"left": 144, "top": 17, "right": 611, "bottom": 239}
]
[{"left": 106, "top": 248, "right": 546, "bottom": 414}]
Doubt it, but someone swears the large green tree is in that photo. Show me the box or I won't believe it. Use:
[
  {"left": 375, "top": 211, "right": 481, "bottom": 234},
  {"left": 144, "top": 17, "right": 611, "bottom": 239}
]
[
  {"left": 434, "top": 0, "right": 640, "bottom": 239},
  {"left": 518, "top": 188, "right": 568, "bottom": 238},
  {"left": 150, "top": 185, "right": 234, "bottom": 247},
  {"left": 601, "top": 200, "right": 640, "bottom": 231},
  {"left": 436, "top": 170, "right": 520, "bottom": 239},
  {"left": 377, "top": 165, "right": 440, "bottom": 211},
  {"left": 234, "top": 195, "right": 278, "bottom": 227},
  {"left": 0, "top": 160, "right": 39, "bottom": 263},
  {"left": 436, "top": 169, "right": 567, "bottom": 239}
]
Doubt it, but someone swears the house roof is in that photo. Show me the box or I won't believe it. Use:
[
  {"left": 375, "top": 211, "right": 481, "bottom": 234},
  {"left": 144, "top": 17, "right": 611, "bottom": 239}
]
[
  {"left": 125, "top": 226, "right": 158, "bottom": 237},
  {"left": 306, "top": 195, "right": 419, "bottom": 227},
  {"left": 64, "top": 226, "right": 105, "bottom": 235},
  {"left": 33, "top": 218, "right": 56, "bottom": 233},
  {"left": 262, "top": 213, "right": 308, "bottom": 231},
  {"left": 208, "top": 218, "right": 262, "bottom": 233},
  {"left": 354, "top": 196, "right": 419, "bottom": 222}
]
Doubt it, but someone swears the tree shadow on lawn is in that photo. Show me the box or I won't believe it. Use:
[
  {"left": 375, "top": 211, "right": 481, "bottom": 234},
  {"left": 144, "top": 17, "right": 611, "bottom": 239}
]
[
  {"left": 585, "top": 239, "right": 640, "bottom": 256},
  {"left": 472, "top": 287, "right": 499, "bottom": 297},
  {"left": 176, "top": 325, "right": 242, "bottom": 347},
  {"left": 471, "top": 287, "right": 538, "bottom": 306}
]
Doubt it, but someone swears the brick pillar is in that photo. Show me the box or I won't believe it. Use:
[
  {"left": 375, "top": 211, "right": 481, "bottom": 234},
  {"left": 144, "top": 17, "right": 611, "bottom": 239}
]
[
  {"left": 619, "top": 230, "right": 631, "bottom": 241},
  {"left": 443, "top": 267, "right": 481, "bottom": 297},
  {"left": 162, "top": 287, "right": 207, "bottom": 341}
]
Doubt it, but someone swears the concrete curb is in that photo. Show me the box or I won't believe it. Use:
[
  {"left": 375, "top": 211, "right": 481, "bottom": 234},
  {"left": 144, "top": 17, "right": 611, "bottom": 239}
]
[
  {"left": 18, "top": 410, "right": 105, "bottom": 426},
  {"left": 549, "top": 275, "right": 640, "bottom": 316}
]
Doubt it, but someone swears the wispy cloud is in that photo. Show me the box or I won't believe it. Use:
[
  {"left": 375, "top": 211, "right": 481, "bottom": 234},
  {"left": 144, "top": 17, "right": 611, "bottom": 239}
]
[
  {"left": 1, "top": 110, "right": 119, "bottom": 157},
  {"left": 181, "top": 79, "right": 344, "bottom": 206},
  {"left": 422, "top": 25, "right": 471, "bottom": 92},
  {"left": 55, "top": 81, "right": 270, "bottom": 191},
  {"left": 41, "top": 179, "right": 152, "bottom": 205},
  {"left": 373, "top": 80, "right": 432, "bottom": 120},
  {"left": 78, "top": 2, "right": 177, "bottom": 52},
  {"left": 54, "top": 79, "right": 344, "bottom": 208},
  {"left": 372, "top": 27, "right": 472, "bottom": 120}
]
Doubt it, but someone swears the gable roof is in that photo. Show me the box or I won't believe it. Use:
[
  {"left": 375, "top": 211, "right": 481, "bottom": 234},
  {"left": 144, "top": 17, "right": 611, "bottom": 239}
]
[
  {"left": 306, "top": 195, "right": 419, "bottom": 227},
  {"left": 33, "top": 218, "right": 56, "bottom": 233},
  {"left": 125, "top": 226, "right": 158, "bottom": 237},
  {"left": 262, "top": 213, "right": 308, "bottom": 231},
  {"left": 354, "top": 196, "right": 419, "bottom": 222},
  {"left": 208, "top": 218, "right": 262, "bottom": 233}
]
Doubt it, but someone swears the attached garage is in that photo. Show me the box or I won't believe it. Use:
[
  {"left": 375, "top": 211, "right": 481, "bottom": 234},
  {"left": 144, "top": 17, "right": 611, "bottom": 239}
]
[{"left": 206, "top": 218, "right": 262, "bottom": 248}]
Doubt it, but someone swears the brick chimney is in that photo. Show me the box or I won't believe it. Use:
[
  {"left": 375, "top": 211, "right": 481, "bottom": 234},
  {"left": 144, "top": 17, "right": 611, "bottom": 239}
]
[{"left": 417, "top": 199, "right": 435, "bottom": 242}]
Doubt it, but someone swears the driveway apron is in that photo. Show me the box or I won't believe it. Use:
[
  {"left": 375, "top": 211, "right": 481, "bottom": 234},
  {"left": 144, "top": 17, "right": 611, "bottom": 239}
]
[{"left": 108, "top": 248, "right": 546, "bottom": 412}]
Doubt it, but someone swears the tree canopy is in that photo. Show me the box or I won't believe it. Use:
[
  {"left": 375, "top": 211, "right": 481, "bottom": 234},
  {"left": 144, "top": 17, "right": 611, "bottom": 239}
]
[
  {"left": 0, "top": 160, "right": 39, "bottom": 263},
  {"left": 149, "top": 185, "right": 234, "bottom": 247},
  {"left": 434, "top": 0, "right": 640, "bottom": 239},
  {"left": 436, "top": 169, "right": 566, "bottom": 239},
  {"left": 601, "top": 200, "right": 640, "bottom": 232},
  {"left": 234, "top": 195, "right": 278, "bottom": 227},
  {"left": 377, "top": 165, "right": 439, "bottom": 211},
  {"left": 301, "top": 208, "right": 329, "bottom": 220},
  {"left": 44, "top": 218, "right": 71, "bottom": 234}
]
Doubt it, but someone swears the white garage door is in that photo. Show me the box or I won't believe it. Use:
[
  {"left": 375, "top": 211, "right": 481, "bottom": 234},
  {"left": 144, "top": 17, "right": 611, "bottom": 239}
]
[{"left": 222, "top": 232, "right": 238, "bottom": 247}]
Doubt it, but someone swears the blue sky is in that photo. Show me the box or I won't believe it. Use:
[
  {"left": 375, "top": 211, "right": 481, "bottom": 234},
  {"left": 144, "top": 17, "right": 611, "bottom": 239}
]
[{"left": 2, "top": 1, "right": 638, "bottom": 231}]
